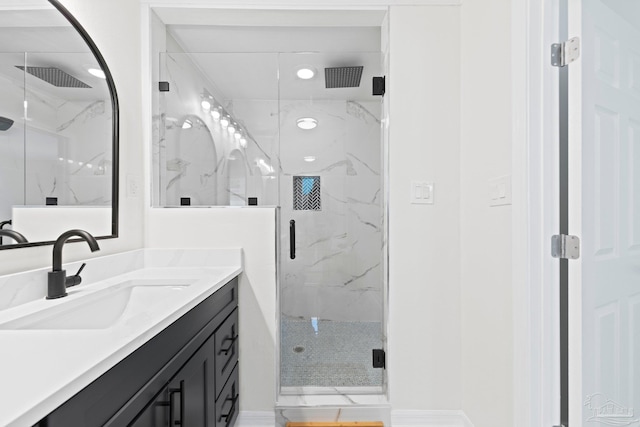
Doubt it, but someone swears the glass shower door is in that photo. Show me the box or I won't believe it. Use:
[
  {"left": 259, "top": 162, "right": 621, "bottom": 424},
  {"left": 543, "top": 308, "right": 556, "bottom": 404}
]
[
  {"left": 574, "top": 0, "right": 640, "bottom": 424},
  {"left": 278, "top": 52, "right": 385, "bottom": 392}
]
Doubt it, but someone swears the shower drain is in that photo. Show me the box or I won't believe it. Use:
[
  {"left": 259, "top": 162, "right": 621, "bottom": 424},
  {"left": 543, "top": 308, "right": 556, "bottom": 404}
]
[{"left": 293, "top": 346, "right": 305, "bottom": 353}]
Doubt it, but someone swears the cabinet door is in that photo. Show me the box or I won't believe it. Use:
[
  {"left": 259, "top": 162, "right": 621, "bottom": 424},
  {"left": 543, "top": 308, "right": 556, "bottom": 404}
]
[
  {"left": 130, "top": 336, "right": 215, "bottom": 427},
  {"left": 128, "top": 387, "right": 172, "bottom": 427},
  {"left": 177, "top": 337, "right": 213, "bottom": 427}
]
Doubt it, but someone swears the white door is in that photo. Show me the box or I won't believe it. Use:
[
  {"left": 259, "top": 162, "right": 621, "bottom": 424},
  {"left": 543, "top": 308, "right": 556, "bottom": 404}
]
[{"left": 569, "top": 0, "right": 640, "bottom": 425}]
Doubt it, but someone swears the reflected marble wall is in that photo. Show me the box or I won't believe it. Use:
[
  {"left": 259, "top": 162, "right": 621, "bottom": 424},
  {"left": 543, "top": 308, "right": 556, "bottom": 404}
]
[
  {"left": 0, "top": 98, "right": 111, "bottom": 218},
  {"left": 151, "top": 31, "right": 279, "bottom": 207}
]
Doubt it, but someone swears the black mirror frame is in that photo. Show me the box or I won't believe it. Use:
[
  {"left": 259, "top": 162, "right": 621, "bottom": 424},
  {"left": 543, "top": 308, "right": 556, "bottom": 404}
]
[{"left": 0, "top": 0, "right": 119, "bottom": 250}]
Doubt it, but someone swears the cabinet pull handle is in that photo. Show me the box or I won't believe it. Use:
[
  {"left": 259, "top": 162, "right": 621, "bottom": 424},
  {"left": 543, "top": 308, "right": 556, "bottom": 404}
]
[
  {"left": 219, "top": 393, "right": 239, "bottom": 424},
  {"left": 169, "top": 384, "right": 183, "bottom": 426},
  {"left": 219, "top": 335, "right": 239, "bottom": 355},
  {"left": 155, "top": 385, "right": 182, "bottom": 426}
]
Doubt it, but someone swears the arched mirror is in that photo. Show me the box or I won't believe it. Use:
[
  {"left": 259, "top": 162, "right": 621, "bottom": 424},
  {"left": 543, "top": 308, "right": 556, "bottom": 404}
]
[{"left": 0, "top": 0, "right": 118, "bottom": 248}]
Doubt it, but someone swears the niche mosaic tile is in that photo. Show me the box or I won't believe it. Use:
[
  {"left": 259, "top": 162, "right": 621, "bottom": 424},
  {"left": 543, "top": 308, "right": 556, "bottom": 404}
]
[{"left": 293, "top": 176, "right": 321, "bottom": 211}]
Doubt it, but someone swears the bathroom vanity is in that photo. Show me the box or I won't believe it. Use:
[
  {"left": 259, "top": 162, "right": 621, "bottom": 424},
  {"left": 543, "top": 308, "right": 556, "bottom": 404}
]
[
  {"left": 0, "top": 248, "right": 241, "bottom": 427},
  {"left": 39, "top": 277, "right": 238, "bottom": 426}
]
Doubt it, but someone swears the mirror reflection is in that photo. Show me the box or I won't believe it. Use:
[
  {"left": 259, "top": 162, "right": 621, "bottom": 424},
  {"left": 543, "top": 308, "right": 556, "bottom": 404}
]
[{"left": 0, "top": 0, "right": 116, "bottom": 247}]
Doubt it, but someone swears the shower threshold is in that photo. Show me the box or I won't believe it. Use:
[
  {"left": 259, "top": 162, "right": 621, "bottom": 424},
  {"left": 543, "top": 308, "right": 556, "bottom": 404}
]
[
  {"left": 275, "top": 393, "right": 390, "bottom": 427},
  {"left": 280, "top": 386, "right": 385, "bottom": 396}
]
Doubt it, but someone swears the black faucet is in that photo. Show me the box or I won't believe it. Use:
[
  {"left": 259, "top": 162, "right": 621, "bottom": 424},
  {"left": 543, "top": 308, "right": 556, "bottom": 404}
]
[
  {"left": 0, "top": 229, "right": 28, "bottom": 244},
  {"left": 0, "top": 219, "right": 12, "bottom": 245},
  {"left": 47, "top": 229, "right": 100, "bottom": 300}
]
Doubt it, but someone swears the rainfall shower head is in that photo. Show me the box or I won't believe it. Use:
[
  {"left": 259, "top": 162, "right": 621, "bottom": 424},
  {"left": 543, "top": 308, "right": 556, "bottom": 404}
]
[
  {"left": 0, "top": 117, "right": 13, "bottom": 131},
  {"left": 324, "top": 66, "right": 363, "bottom": 88},
  {"left": 15, "top": 66, "right": 91, "bottom": 88}
]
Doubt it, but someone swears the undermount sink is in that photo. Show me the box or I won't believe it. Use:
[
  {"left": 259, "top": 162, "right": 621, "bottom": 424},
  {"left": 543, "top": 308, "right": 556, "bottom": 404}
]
[{"left": 0, "top": 278, "right": 195, "bottom": 330}]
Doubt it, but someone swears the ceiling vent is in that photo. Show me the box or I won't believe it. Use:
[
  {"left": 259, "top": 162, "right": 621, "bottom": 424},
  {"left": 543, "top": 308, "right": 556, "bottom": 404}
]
[
  {"left": 15, "top": 66, "right": 91, "bottom": 88},
  {"left": 324, "top": 66, "right": 363, "bottom": 88}
]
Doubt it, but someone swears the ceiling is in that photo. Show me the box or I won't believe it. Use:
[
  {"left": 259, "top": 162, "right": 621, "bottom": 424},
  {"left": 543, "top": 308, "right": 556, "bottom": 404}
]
[{"left": 158, "top": 9, "right": 385, "bottom": 102}]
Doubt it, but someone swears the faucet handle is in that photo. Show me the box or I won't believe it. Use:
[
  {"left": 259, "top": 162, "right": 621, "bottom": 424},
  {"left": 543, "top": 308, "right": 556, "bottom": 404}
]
[
  {"left": 75, "top": 263, "right": 87, "bottom": 276},
  {"left": 65, "top": 263, "right": 87, "bottom": 288}
]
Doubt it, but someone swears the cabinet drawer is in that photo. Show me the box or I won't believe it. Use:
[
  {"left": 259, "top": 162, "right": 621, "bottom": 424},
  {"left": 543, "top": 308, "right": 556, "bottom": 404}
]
[
  {"left": 215, "top": 363, "right": 239, "bottom": 427},
  {"left": 214, "top": 308, "right": 238, "bottom": 399}
]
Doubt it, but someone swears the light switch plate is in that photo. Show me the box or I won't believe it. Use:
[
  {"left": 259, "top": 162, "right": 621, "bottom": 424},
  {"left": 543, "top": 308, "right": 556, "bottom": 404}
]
[
  {"left": 410, "top": 181, "right": 434, "bottom": 204},
  {"left": 488, "top": 175, "right": 511, "bottom": 206},
  {"left": 127, "top": 174, "right": 140, "bottom": 198}
]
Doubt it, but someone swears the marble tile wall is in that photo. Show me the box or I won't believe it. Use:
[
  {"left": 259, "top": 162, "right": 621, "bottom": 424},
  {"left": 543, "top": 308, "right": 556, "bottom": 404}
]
[{"left": 277, "top": 99, "right": 383, "bottom": 323}]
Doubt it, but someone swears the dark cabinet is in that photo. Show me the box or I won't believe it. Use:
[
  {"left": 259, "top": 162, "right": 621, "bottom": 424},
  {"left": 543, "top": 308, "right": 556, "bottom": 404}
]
[
  {"left": 37, "top": 277, "right": 239, "bottom": 427},
  {"left": 130, "top": 333, "right": 212, "bottom": 427},
  {"left": 215, "top": 364, "right": 239, "bottom": 427}
]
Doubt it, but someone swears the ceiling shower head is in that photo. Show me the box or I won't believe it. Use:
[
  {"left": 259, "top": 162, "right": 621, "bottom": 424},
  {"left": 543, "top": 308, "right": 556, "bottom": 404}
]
[
  {"left": 324, "top": 66, "right": 363, "bottom": 88},
  {"left": 0, "top": 117, "right": 13, "bottom": 131},
  {"left": 15, "top": 66, "right": 91, "bottom": 88}
]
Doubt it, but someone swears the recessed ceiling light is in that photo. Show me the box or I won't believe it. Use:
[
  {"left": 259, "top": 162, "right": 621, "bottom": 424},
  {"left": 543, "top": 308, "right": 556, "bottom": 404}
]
[
  {"left": 211, "top": 108, "right": 221, "bottom": 120},
  {"left": 182, "top": 119, "right": 192, "bottom": 129},
  {"left": 304, "top": 156, "right": 316, "bottom": 162},
  {"left": 220, "top": 116, "right": 230, "bottom": 127},
  {"left": 296, "top": 67, "right": 316, "bottom": 80},
  {"left": 201, "top": 100, "right": 211, "bottom": 110},
  {"left": 87, "top": 68, "right": 106, "bottom": 79},
  {"left": 297, "top": 117, "right": 318, "bottom": 130}
]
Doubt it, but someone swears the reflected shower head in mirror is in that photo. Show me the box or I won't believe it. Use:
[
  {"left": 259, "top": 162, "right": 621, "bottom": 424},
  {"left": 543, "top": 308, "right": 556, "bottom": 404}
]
[{"left": 0, "top": 117, "right": 13, "bottom": 131}]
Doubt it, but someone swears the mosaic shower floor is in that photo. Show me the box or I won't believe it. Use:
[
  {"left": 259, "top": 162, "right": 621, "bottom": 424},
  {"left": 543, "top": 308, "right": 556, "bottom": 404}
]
[{"left": 280, "top": 318, "right": 384, "bottom": 388}]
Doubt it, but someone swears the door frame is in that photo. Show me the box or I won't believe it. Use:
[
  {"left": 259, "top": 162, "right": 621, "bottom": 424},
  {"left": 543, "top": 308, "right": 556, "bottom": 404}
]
[{"left": 512, "top": 0, "right": 565, "bottom": 425}]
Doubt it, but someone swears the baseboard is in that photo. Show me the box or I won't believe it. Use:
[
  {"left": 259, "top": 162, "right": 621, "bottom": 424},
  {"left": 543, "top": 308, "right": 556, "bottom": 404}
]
[
  {"left": 391, "top": 410, "right": 474, "bottom": 427},
  {"left": 236, "top": 411, "right": 277, "bottom": 426}
]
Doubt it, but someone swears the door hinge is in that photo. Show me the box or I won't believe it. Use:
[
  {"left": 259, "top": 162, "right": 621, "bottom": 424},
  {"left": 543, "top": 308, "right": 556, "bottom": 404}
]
[
  {"left": 551, "top": 37, "right": 580, "bottom": 67},
  {"left": 372, "top": 76, "right": 385, "bottom": 96},
  {"left": 551, "top": 234, "right": 580, "bottom": 260},
  {"left": 372, "top": 349, "right": 385, "bottom": 369}
]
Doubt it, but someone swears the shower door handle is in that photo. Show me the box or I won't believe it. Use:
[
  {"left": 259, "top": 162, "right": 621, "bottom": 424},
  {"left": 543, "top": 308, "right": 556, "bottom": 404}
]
[{"left": 289, "top": 220, "right": 296, "bottom": 260}]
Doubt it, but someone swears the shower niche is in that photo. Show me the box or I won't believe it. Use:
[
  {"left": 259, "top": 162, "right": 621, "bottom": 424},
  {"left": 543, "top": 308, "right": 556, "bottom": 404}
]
[{"left": 151, "top": 17, "right": 387, "bottom": 397}]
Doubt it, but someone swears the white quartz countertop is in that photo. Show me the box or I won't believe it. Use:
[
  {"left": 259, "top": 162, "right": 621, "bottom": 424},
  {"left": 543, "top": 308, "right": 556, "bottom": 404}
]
[{"left": 0, "top": 249, "right": 242, "bottom": 427}]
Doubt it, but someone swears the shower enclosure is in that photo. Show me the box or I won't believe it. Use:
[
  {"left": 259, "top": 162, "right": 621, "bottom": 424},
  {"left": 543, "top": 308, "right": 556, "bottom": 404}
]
[
  {"left": 278, "top": 52, "right": 386, "bottom": 394},
  {"left": 153, "top": 47, "right": 386, "bottom": 395}
]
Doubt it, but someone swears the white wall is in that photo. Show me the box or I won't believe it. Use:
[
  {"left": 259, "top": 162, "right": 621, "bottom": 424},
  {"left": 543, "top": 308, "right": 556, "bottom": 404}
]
[
  {"left": 388, "top": 5, "right": 463, "bottom": 410},
  {"left": 0, "top": 0, "right": 145, "bottom": 275},
  {"left": 0, "top": 1, "right": 520, "bottom": 425},
  {"left": 146, "top": 207, "right": 277, "bottom": 412},
  {"left": 460, "top": 0, "right": 513, "bottom": 426}
]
